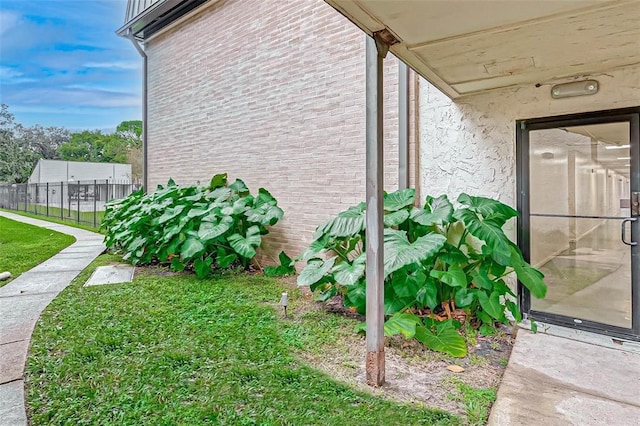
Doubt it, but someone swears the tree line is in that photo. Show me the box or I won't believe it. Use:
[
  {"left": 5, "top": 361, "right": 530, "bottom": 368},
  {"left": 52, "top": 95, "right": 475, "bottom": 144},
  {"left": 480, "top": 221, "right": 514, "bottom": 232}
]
[{"left": 0, "top": 104, "right": 142, "bottom": 184}]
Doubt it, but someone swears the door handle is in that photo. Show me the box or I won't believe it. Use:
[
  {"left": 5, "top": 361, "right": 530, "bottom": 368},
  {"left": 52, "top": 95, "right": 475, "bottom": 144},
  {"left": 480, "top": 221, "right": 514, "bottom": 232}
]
[{"left": 621, "top": 217, "right": 637, "bottom": 246}]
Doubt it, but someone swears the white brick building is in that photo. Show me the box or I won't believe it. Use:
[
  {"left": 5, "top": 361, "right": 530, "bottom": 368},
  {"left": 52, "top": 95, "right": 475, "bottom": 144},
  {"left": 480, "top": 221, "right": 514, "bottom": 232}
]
[{"left": 119, "top": 0, "right": 640, "bottom": 340}]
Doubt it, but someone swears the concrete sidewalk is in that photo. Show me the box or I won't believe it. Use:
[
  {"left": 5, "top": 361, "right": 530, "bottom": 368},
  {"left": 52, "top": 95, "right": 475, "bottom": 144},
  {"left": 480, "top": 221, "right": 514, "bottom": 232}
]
[
  {"left": 488, "top": 329, "right": 640, "bottom": 425},
  {"left": 0, "top": 212, "right": 105, "bottom": 425}
]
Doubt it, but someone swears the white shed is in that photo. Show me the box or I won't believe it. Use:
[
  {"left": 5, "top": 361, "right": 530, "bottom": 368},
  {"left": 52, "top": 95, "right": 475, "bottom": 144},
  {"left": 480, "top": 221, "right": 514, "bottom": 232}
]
[{"left": 28, "top": 160, "right": 132, "bottom": 184}]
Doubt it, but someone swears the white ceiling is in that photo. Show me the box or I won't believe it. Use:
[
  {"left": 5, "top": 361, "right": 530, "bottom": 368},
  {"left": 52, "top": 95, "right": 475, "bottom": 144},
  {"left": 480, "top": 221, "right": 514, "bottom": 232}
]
[{"left": 326, "top": 0, "right": 640, "bottom": 98}]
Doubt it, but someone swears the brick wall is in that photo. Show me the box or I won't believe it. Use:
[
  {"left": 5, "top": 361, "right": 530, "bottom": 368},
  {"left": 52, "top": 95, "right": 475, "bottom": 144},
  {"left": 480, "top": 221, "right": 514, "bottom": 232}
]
[{"left": 145, "top": 0, "right": 407, "bottom": 263}]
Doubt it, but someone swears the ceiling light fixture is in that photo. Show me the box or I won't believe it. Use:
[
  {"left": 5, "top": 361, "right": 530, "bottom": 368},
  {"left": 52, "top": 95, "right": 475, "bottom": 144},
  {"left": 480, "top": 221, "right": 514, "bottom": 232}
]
[
  {"left": 605, "top": 144, "right": 630, "bottom": 150},
  {"left": 551, "top": 80, "right": 599, "bottom": 99},
  {"left": 617, "top": 157, "right": 631, "bottom": 160}
]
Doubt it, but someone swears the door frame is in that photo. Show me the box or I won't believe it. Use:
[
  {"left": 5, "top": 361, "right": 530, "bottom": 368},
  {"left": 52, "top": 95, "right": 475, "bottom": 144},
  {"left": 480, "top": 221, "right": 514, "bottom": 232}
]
[{"left": 517, "top": 106, "right": 640, "bottom": 341}]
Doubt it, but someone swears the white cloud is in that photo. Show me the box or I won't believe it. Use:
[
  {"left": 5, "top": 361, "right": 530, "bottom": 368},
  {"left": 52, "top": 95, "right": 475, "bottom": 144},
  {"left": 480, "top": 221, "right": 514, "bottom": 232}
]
[
  {"left": 0, "top": 66, "right": 37, "bottom": 84},
  {"left": 0, "top": 10, "right": 20, "bottom": 36},
  {"left": 83, "top": 61, "right": 141, "bottom": 70}
]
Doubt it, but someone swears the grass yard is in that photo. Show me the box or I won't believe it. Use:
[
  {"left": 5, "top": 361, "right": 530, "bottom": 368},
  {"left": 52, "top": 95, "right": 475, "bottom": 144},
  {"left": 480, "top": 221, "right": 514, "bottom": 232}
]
[
  {"left": 25, "top": 255, "right": 461, "bottom": 425},
  {"left": 0, "top": 216, "right": 76, "bottom": 286},
  {"left": 0, "top": 208, "right": 102, "bottom": 233}
]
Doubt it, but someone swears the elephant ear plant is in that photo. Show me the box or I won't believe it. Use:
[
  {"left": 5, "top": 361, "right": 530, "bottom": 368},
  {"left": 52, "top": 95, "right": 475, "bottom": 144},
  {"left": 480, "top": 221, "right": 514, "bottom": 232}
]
[
  {"left": 102, "top": 173, "right": 284, "bottom": 278},
  {"left": 297, "top": 188, "right": 547, "bottom": 357}
]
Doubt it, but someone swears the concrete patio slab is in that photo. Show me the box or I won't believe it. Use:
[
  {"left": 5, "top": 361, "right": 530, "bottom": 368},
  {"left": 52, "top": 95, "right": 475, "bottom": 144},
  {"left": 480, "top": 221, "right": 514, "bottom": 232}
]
[
  {"left": 84, "top": 264, "right": 134, "bottom": 287},
  {"left": 488, "top": 331, "right": 640, "bottom": 426},
  {"left": 0, "top": 211, "right": 105, "bottom": 424}
]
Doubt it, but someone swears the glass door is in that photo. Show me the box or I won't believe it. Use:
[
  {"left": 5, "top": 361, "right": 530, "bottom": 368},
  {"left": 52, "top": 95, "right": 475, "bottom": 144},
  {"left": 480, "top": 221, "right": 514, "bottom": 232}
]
[{"left": 518, "top": 108, "right": 640, "bottom": 339}]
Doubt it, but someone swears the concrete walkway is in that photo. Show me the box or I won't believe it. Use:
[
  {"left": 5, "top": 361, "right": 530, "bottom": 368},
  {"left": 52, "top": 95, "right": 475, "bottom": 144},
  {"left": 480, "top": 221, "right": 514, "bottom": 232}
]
[
  {"left": 0, "top": 211, "right": 105, "bottom": 425},
  {"left": 489, "top": 329, "right": 640, "bottom": 425}
]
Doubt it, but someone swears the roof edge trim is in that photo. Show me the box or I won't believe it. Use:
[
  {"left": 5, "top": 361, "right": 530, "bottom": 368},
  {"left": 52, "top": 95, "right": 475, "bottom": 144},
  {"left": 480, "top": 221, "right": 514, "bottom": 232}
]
[{"left": 116, "top": 0, "right": 208, "bottom": 40}]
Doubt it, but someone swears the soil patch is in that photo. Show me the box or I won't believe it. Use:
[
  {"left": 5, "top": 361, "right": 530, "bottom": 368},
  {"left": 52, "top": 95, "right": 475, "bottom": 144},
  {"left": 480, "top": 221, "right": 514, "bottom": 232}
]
[{"left": 276, "top": 285, "right": 514, "bottom": 421}]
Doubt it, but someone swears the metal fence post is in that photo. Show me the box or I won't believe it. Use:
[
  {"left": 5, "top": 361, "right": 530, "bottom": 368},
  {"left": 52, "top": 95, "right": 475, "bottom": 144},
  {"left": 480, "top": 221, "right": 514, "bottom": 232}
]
[
  {"left": 60, "top": 182, "right": 64, "bottom": 220},
  {"left": 93, "top": 180, "right": 97, "bottom": 228},
  {"left": 76, "top": 181, "right": 80, "bottom": 223},
  {"left": 46, "top": 182, "right": 49, "bottom": 217}
]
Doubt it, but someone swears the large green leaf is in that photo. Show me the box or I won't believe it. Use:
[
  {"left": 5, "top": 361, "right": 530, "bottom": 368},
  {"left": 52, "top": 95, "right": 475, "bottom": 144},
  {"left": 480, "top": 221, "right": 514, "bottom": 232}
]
[
  {"left": 245, "top": 188, "right": 283, "bottom": 225},
  {"left": 216, "top": 247, "right": 237, "bottom": 268},
  {"left": 181, "top": 237, "right": 205, "bottom": 260},
  {"left": 477, "top": 290, "right": 504, "bottom": 320},
  {"left": 315, "top": 203, "right": 366, "bottom": 239},
  {"left": 208, "top": 173, "right": 228, "bottom": 190},
  {"left": 345, "top": 280, "right": 366, "bottom": 313},
  {"left": 391, "top": 266, "right": 425, "bottom": 299},
  {"left": 245, "top": 203, "right": 284, "bottom": 226},
  {"left": 457, "top": 193, "right": 517, "bottom": 226},
  {"left": 229, "top": 178, "right": 249, "bottom": 195},
  {"left": 384, "top": 209, "right": 410, "bottom": 227},
  {"left": 471, "top": 268, "right": 494, "bottom": 291},
  {"left": 297, "top": 257, "right": 336, "bottom": 286},
  {"left": 155, "top": 205, "right": 186, "bottom": 225},
  {"left": 264, "top": 251, "right": 296, "bottom": 277},
  {"left": 384, "top": 188, "right": 415, "bottom": 212},
  {"left": 430, "top": 264, "right": 468, "bottom": 288},
  {"left": 383, "top": 229, "right": 446, "bottom": 277},
  {"left": 298, "top": 235, "right": 330, "bottom": 261},
  {"left": 414, "top": 322, "right": 467, "bottom": 357},
  {"left": 187, "top": 207, "right": 209, "bottom": 218},
  {"left": 416, "top": 279, "right": 439, "bottom": 309},
  {"left": 384, "top": 285, "right": 413, "bottom": 315},
  {"left": 207, "top": 187, "right": 231, "bottom": 201},
  {"left": 194, "top": 257, "right": 213, "bottom": 278},
  {"left": 437, "top": 244, "right": 469, "bottom": 264},
  {"left": 454, "top": 208, "right": 512, "bottom": 258},
  {"left": 506, "top": 300, "right": 523, "bottom": 322},
  {"left": 454, "top": 287, "right": 475, "bottom": 307},
  {"left": 228, "top": 225, "right": 262, "bottom": 259},
  {"left": 170, "top": 257, "right": 185, "bottom": 272},
  {"left": 332, "top": 253, "right": 365, "bottom": 285},
  {"left": 410, "top": 194, "right": 453, "bottom": 226},
  {"left": 197, "top": 216, "right": 233, "bottom": 242},
  {"left": 384, "top": 313, "right": 421, "bottom": 338},
  {"left": 511, "top": 247, "right": 547, "bottom": 299}
]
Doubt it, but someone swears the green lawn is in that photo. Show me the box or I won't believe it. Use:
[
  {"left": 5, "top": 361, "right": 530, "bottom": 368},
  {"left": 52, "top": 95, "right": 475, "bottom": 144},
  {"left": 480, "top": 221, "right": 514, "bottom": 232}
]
[
  {"left": 0, "top": 216, "right": 76, "bottom": 286},
  {"left": 25, "top": 256, "right": 461, "bottom": 425},
  {"left": 0, "top": 209, "right": 103, "bottom": 233},
  {"left": 12, "top": 203, "right": 105, "bottom": 228}
]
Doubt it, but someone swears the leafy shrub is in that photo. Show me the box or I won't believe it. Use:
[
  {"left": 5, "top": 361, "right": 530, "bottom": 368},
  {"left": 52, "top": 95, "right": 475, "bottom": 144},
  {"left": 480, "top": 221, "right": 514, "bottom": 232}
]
[
  {"left": 297, "top": 189, "right": 547, "bottom": 356},
  {"left": 102, "top": 174, "right": 284, "bottom": 278}
]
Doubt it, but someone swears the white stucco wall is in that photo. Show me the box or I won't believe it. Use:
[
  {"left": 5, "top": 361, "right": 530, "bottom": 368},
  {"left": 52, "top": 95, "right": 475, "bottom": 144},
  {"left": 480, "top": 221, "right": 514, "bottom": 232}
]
[
  {"left": 419, "top": 64, "right": 640, "bottom": 243},
  {"left": 419, "top": 64, "right": 640, "bottom": 206}
]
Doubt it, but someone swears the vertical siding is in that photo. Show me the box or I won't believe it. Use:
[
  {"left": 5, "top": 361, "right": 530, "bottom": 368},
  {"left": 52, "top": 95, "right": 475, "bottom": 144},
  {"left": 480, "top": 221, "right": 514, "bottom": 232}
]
[{"left": 146, "top": 0, "right": 403, "bottom": 263}]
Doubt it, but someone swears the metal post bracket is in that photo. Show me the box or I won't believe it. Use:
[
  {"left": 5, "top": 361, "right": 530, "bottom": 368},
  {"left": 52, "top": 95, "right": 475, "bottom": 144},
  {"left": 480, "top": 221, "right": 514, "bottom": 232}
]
[{"left": 372, "top": 28, "right": 399, "bottom": 59}]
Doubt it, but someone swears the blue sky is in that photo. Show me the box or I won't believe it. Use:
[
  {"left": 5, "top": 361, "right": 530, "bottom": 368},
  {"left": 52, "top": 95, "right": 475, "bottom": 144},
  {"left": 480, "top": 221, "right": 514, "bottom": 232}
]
[{"left": 0, "top": 0, "right": 141, "bottom": 132}]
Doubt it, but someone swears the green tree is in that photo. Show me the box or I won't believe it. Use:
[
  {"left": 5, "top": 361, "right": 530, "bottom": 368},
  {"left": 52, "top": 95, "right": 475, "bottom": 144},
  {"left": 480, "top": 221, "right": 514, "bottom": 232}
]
[
  {"left": 116, "top": 120, "right": 142, "bottom": 146},
  {"left": 56, "top": 130, "right": 96, "bottom": 162},
  {"left": 0, "top": 104, "right": 68, "bottom": 183},
  {"left": 57, "top": 120, "right": 143, "bottom": 182}
]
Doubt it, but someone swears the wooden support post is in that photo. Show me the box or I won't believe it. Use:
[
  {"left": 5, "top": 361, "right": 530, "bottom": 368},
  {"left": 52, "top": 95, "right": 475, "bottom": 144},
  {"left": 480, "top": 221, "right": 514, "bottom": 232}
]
[{"left": 365, "top": 33, "right": 386, "bottom": 387}]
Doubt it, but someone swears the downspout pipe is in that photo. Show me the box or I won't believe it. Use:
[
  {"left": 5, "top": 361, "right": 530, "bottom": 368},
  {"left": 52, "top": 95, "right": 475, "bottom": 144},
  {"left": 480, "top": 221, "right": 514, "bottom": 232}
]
[
  {"left": 125, "top": 29, "right": 148, "bottom": 192},
  {"left": 398, "top": 61, "right": 410, "bottom": 190}
]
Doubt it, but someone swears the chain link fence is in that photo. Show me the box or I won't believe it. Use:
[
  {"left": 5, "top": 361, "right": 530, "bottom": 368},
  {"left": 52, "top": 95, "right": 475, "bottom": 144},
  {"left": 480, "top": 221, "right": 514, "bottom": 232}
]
[{"left": 0, "top": 180, "right": 137, "bottom": 227}]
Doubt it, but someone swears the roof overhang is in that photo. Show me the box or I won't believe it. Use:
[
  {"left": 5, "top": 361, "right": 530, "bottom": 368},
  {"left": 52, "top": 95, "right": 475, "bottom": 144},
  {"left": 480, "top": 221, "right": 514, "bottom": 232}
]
[
  {"left": 117, "top": 0, "right": 208, "bottom": 40},
  {"left": 326, "top": 0, "right": 640, "bottom": 99}
]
